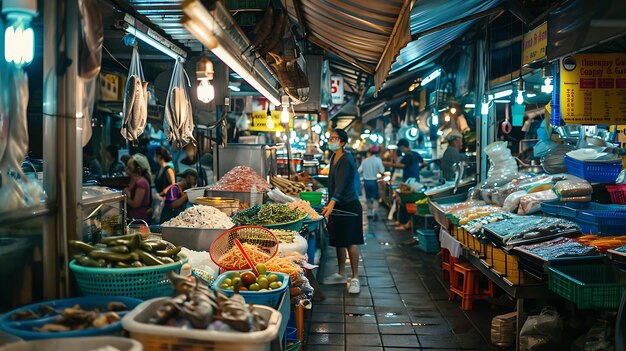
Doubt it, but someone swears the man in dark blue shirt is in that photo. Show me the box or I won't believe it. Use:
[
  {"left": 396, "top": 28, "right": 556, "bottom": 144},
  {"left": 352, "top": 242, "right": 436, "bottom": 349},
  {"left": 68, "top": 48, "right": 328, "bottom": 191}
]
[{"left": 385, "top": 138, "right": 425, "bottom": 181}]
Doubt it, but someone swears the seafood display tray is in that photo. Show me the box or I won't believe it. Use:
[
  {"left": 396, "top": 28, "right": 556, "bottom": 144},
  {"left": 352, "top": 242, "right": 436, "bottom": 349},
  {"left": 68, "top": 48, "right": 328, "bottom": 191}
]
[
  {"left": 484, "top": 228, "right": 581, "bottom": 249},
  {"left": 0, "top": 296, "right": 142, "bottom": 340}
]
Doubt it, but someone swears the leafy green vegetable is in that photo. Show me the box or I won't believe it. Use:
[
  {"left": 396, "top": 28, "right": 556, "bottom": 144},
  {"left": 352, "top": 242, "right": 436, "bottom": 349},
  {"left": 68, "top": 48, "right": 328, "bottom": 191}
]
[{"left": 232, "top": 204, "right": 305, "bottom": 225}]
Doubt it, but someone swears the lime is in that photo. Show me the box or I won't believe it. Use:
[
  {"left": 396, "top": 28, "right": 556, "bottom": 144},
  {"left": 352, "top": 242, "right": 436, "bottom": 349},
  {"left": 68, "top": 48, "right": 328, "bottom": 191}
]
[
  {"left": 230, "top": 272, "right": 240, "bottom": 278},
  {"left": 256, "top": 263, "right": 267, "bottom": 276},
  {"left": 259, "top": 289, "right": 268, "bottom": 292},
  {"left": 219, "top": 283, "right": 230, "bottom": 289},
  {"left": 258, "top": 276, "right": 269, "bottom": 289},
  {"left": 223, "top": 278, "right": 232, "bottom": 286},
  {"left": 249, "top": 283, "right": 261, "bottom": 291},
  {"left": 269, "top": 282, "right": 281, "bottom": 290},
  {"left": 267, "top": 274, "right": 279, "bottom": 283},
  {"left": 232, "top": 277, "right": 242, "bottom": 287}
]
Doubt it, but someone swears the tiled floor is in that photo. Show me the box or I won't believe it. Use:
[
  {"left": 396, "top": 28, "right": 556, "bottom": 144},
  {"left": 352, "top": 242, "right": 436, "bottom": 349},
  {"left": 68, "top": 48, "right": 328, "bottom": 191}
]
[{"left": 303, "top": 212, "right": 507, "bottom": 351}]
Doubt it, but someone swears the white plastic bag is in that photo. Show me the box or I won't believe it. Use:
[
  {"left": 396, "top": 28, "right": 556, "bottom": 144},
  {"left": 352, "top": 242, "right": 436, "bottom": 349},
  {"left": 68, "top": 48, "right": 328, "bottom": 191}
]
[{"left": 164, "top": 58, "right": 195, "bottom": 148}]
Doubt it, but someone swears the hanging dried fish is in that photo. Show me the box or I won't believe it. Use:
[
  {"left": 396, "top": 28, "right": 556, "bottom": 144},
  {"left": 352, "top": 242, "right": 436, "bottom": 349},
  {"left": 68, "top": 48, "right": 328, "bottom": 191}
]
[
  {"left": 121, "top": 45, "right": 148, "bottom": 146},
  {"left": 164, "top": 59, "right": 195, "bottom": 148}
]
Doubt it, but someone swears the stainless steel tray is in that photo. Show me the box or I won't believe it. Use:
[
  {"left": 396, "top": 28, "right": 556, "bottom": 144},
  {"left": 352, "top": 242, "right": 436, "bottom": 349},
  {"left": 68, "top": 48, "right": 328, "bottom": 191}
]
[
  {"left": 160, "top": 226, "right": 232, "bottom": 251},
  {"left": 204, "top": 190, "right": 266, "bottom": 208}
]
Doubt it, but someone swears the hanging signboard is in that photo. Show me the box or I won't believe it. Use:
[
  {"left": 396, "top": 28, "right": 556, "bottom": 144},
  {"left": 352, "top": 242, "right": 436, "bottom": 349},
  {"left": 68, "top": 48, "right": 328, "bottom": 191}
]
[
  {"left": 330, "top": 75, "right": 344, "bottom": 105},
  {"left": 248, "top": 111, "right": 293, "bottom": 132},
  {"left": 560, "top": 53, "right": 626, "bottom": 124},
  {"left": 522, "top": 22, "right": 547, "bottom": 66}
]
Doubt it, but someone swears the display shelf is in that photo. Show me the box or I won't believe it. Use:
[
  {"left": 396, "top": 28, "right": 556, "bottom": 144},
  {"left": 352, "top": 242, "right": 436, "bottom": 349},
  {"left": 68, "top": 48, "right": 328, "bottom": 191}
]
[{"left": 0, "top": 203, "right": 53, "bottom": 226}]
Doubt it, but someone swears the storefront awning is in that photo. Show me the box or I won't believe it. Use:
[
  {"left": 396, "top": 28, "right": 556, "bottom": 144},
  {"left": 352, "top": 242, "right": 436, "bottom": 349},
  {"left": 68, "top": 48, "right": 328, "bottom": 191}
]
[{"left": 285, "top": 0, "right": 413, "bottom": 92}]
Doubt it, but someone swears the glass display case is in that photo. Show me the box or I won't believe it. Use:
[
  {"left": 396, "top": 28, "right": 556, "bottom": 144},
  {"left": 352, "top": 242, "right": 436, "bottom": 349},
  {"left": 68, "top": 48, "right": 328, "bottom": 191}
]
[{"left": 81, "top": 186, "right": 126, "bottom": 243}]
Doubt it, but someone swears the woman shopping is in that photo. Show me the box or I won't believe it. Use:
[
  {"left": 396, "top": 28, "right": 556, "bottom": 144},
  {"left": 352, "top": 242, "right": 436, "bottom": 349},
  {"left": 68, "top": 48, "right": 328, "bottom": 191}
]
[
  {"left": 123, "top": 154, "right": 153, "bottom": 223},
  {"left": 154, "top": 146, "right": 176, "bottom": 197},
  {"left": 321, "top": 128, "right": 364, "bottom": 294}
]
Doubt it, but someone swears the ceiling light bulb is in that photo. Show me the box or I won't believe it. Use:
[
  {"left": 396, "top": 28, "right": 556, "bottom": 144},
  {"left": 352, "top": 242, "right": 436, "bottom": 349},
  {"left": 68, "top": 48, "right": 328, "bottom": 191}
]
[
  {"left": 544, "top": 77, "right": 552, "bottom": 86},
  {"left": 444, "top": 114, "right": 451, "bottom": 122},
  {"left": 275, "top": 130, "right": 280, "bottom": 137},
  {"left": 451, "top": 108, "right": 457, "bottom": 115},
  {"left": 301, "top": 120, "right": 308, "bottom": 130},
  {"left": 516, "top": 91, "right": 524, "bottom": 105},
  {"left": 196, "top": 78, "right": 215, "bottom": 103},
  {"left": 431, "top": 114, "right": 439, "bottom": 126},
  {"left": 266, "top": 114, "right": 275, "bottom": 129},
  {"left": 5, "top": 22, "right": 34, "bottom": 65},
  {"left": 280, "top": 107, "right": 290, "bottom": 124}
]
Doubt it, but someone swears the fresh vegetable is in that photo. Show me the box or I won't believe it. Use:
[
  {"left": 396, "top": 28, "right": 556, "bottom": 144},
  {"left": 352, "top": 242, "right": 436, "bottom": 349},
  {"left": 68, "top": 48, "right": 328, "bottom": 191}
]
[
  {"left": 69, "top": 234, "right": 183, "bottom": 268},
  {"left": 232, "top": 203, "right": 306, "bottom": 226}
]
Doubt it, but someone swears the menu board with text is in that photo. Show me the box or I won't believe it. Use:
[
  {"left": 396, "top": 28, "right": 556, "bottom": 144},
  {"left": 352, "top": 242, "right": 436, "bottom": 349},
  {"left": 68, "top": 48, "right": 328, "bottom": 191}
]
[{"left": 560, "top": 53, "right": 626, "bottom": 124}]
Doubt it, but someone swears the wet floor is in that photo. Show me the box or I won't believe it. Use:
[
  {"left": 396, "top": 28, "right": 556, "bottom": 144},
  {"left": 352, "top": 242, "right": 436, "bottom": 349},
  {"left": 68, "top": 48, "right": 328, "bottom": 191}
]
[{"left": 303, "top": 212, "right": 507, "bottom": 351}]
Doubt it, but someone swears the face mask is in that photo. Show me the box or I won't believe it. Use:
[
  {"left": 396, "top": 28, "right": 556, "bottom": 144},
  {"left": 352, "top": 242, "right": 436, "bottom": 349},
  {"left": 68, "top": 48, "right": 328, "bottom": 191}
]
[{"left": 328, "top": 142, "right": 340, "bottom": 152}]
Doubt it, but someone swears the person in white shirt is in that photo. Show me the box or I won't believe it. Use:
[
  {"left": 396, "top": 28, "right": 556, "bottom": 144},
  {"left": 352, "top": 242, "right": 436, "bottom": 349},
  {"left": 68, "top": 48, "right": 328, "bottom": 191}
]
[{"left": 359, "top": 146, "right": 385, "bottom": 221}]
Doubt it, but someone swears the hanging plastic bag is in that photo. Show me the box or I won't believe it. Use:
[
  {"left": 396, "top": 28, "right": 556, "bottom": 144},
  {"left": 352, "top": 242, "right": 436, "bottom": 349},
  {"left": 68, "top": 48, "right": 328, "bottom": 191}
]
[
  {"left": 519, "top": 306, "right": 562, "bottom": 351},
  {"left": 164, "top": 58, "right": 195, "bottom": 148},
  {"left": 121, "top": 44, "right": 148, "bottom": 146}
]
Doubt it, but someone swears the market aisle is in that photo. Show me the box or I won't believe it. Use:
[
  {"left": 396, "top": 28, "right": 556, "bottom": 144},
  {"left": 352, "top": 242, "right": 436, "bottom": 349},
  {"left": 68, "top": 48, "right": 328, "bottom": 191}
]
[{"left": 304, "top": 215, "right": 495, "bottom": 351}]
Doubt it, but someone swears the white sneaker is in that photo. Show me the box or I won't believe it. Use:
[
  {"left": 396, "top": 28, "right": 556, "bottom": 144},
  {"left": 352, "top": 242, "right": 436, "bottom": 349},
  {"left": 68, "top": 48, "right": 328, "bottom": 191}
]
[
  {"left": 323, "top": 273, "right": 347, "bottom": 285},
  {"left": 348, "top": 278, "right": 360, "bottom": 294}
]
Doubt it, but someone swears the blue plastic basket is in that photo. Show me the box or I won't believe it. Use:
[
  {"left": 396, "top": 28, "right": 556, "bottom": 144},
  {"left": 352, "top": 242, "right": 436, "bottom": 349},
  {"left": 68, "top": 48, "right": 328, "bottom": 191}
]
[
  {"left": 541, "top": 201, "right": 626, "bottom": 219},
  {"left": 417, "top": 229, "right": 439, "bottom": 253},
  {"left": 212, "top": 270, "right": 290, "bottom": 309},
  {"left": 564, "top": 156, "right": 622, "bottom": 183},
  {"left": 69, "top": 256, "right": 186, "bottom": 300},
  {"left": 0, "top": 296, "right": 142, "bottom": 340},
  {"left": 576, "top": 210, "right": 626, "bottom": 236}
]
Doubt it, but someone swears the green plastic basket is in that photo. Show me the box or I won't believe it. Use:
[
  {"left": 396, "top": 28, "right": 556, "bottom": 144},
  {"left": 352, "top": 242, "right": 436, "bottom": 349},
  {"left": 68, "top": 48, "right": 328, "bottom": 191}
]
[
  {"left": 548, "top": 263, "right": 626, "bottom": 309},
  {"left": 69, "top": 255, "right": 187, "bottom": 300},
  {"left": 299, "top": 192, "right": 322, "bottom": 206},
  {"left": 399, "top": 192, "right": 427, "bottom": 204},
  {"left": 262, "top": 214, "right": 308, "bottom": 231}
]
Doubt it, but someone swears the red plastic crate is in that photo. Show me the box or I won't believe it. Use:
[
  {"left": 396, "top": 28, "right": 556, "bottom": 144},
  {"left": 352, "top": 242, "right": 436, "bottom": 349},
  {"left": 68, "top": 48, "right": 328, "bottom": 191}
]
[{"left": 607, "top": 184, "right": 626, "bottom": 205}]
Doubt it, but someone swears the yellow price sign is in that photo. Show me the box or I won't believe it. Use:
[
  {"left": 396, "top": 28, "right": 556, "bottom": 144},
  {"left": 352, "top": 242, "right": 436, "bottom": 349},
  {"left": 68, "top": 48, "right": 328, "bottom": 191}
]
[
  {"left": 560, "top": 53, "right": 626, "bottom": 124},
  {"left": 247, "top": 111, "right": 294, "bottom": 132}
]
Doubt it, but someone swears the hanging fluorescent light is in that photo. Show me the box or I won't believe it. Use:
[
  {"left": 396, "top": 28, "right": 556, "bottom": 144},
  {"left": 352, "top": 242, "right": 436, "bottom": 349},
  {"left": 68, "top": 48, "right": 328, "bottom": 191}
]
[
  {"left": 3, "top": 0, "right": 37, "bottom": 66},
  {"left": 481, "top": 96, "right": 489, "bottom": 116},
  {"left": 280, "top": 96, "right": 290, "bottom": 124},
  {"left": 421, "top": 69, "right": 441, "bottom": 87},
  {"left": 182, "top": 1, "right": 281, "bottom": 106},
  {"left": 123, "top": 24, "right": 184, "bottom": 61},
  {"left": 492, "top": 89, "right": 513, "bottom": 100},
  {"left": 526, "top": 93, "right": 537, "bottom": 98},
  {"left": 465, "top": 104, "right": 475, "bottom": 108},
  {"left": 228, "top": 84, "right": 241, "bottom": 92},
  {"left": 494, "top": 99, "right": 511, "bottom": 103}
]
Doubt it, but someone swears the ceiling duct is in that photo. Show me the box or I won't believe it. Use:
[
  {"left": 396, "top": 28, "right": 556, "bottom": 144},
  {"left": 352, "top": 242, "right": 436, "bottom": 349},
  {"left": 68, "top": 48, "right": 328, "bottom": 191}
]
[{"left": 182, "top": 0, "right": 281, "bottom": 106}]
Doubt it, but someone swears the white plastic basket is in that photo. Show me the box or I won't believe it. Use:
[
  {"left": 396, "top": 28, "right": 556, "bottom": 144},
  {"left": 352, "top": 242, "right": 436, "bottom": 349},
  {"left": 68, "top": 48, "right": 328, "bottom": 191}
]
[
  {"left": 0, "top": 337, "right": 142, "bottom": 351},
  {"left": 122, "top": 297, "right": 281, "bottom": 351}
]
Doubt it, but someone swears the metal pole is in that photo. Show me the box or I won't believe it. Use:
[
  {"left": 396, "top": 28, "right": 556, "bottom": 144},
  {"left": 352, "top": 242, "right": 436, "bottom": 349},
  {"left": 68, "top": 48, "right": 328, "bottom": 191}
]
[
  {"left": 42, "top": 0, "right": 59, "bottom": 300},
  {"left": 56, "top": 0, "right": 82, "bottom": 297}
]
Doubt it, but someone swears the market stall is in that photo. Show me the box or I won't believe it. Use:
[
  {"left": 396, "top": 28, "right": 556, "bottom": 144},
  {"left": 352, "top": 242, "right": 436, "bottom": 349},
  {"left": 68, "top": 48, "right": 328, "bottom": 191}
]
[{"left": 425, "top": 139, "right": 626, "bottom": 350}]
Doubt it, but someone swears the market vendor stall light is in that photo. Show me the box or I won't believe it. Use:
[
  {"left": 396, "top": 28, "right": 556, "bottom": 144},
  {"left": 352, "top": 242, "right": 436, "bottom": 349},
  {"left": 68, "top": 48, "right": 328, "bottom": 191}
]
[
  {"left": 431, "top": 112, "right": 439, "bottom": 126},
  {"left": 228, "top": 84, "right": 240, "bottom": 92},
  {"left": 182, "top": 1, "right": 281, "bottom": 106},
  {"left": 444, "top": 114, "right": 451, "bottom": 122},
  {"left": 123, "top": 24, "right": 183, "bottom": 61},
  {"left": 280, "top": 96, "right": 290, "bottom": 124},
  {"left": 450, "top": 107, "right": 457, "bottom": 114},
  {"left": 196, "top": 57, "right": 215, "bottom": 103},
  {"left": 542, "top": 77, "right": 553, "bottom": 93},
  {"left": 481, "top": 97, "right": 489, "bottom": 116},
  {"left": 266, "top": 106, "right": 275, "bottom": 130},
  {"left": 465, "top": 104, "right": 475, "bottom": 108},
  {"left": 421, "top": 69, "right": 441, "bottom": 87},
  {"left": 527, "top": 93, "right": 537, "bottom": 98},
  {"left": 492, "top": 89, "right": 512, "bottom": 100},
  {"left": 3, "top": 0, "right": 37, "bottom": 66},
  {"left": 516, "top": 91, "right": 524, "bottom": 105},
  {"left": 312, "top": 124, "right": 322, "bottom": 134}
]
